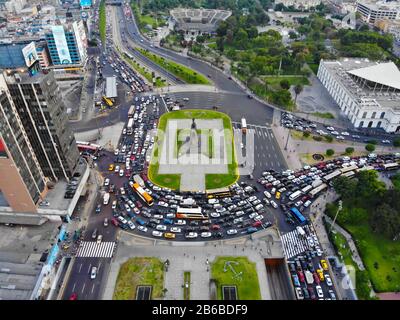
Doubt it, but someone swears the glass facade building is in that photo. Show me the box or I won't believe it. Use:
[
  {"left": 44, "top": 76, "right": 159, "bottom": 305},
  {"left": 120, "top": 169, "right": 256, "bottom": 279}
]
[{"left": 45, "top": 26, "right": 82, "bottom": 65}]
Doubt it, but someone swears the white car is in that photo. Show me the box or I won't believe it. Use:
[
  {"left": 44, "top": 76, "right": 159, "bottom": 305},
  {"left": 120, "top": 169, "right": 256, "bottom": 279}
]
[
  {"left": 124, "top": 203, "right": 131, "bottom": 212},
  {"left": 295, "top": 201, "right": 303, "bottom": 207},
  {"left": 114, "top": 149, "right": 119, "bottom": 155},
  {"left": 156, "top": 224, "right": 167, "bottom": 231},
  {"left": 210, "top": 212, "right": 220, "bottom": 218},
  {"left": 120, "top": 187, "right": 125, "bottom": 195},
  {"left": 117, "top": 215, "right": 128, "bottom": 225},
  {"left": 138, "top": 226, "right": 148, "bottom": 233},
  {"left": 104, "top": 178, "right": 110, "bottom": 186},
  {"left": 263, "top": 191, "right": 271, "bottom": 199},
  {"left": 336, "top": 135, "right": 345, "bottom": 140},
  {"left": 201, "top": 232, "right": 212, "bottom": 238},
  {"left": 152, "top": 230, "right": 163, "bottom": 237},
  {"left": 226, "top": 229, "right": 238, "bottom": 235},
  {"left": 270, "top": 201, "right": 278, "bottom": 209},
  {"left": 249, "top": 212, "right": 258, "bottom": 219},
  {"left": 254, "top": 215, "right": 264, "bottom": 221},
  {"left": 325, "top": 275, "right": 333, "bottom": 286},
  {"left": 127, "top": 221, "right": 136, "bottom": 230},
  {"left": 90, "top": 266, "right": 97, "bottom": 279},
  {"left": 185, "top": 232, "right": 198, "bottom": 239},
  {"left": 158, "top": 201, "right": 169, "bottom": 207},
  {"left": 315, "top": 285, "right": 324, "bottom": 298},
  {"left": 326, "top": 126, "right": 335, "bottom": 131},
  {"left": 170, "top": 227, "right": 181, "bottom": 233},
  {"left": 304, "top": 200, "right": 312, "bottom": 208},
  {"left": 175, "top": 219, "right": 186, "bottom": 225},
  {"left": 112, "top": 200, "right": 117, "bottom": 209},
  {"left": 307, "top": 236, "right": 315, "bottom": 247},
  {"left": 235, "top": 211, "right": 245, "bottom": 217},
  {"left": 248, "top": 196, "right": 257, "bottom": 202},
  {"left": 128, "top": 200, "right": 135, "bottom": 208},
  {"left": 341, "top": 131, "right": 350, "bottom": 136},
  {"left": 233, "top": 217, "right": 244, "bottom": 224},
  {"left": 255, "top": 204, "right": 264, "bottom": 211}
]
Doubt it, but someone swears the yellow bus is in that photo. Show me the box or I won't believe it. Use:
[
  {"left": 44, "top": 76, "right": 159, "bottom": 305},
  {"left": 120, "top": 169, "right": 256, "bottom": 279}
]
[
  {"left": 102, "top": 96, "right": 114, "bottom": 107},
  {"left": 131, "top": 182, "right": 153, "bottom": 206}
]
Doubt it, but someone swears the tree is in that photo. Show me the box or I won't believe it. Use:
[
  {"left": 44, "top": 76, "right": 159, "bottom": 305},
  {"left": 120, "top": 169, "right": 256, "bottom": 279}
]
[
  {"left": 303, "top": 131, "right": 310, "bottom": 138},
  {"left": 371, "top": 203, "right": 400, "bottom": 239},
  {"left": 393, "top": 137, "right": 400, "bottom": 147},
  {"left": 326, "top": 149, "right": 335, "bottom": 156},
  {"left": 332, "top": 176, "right": 357, "bottom": 200},
  {"left": 365, "top": 144, "right": 375, "bottom": 152},
  {"left": 280, "top": 79, "right": 290, "bottom": 90},
  {"left": 356, "top": 170, "right": 385, "bottom": 200},
  {"left": 345, "top": 147, "right": 355, "bottom": 154},
  {"left": 294, "top": 84, "right": 303, "bottom": 102}
]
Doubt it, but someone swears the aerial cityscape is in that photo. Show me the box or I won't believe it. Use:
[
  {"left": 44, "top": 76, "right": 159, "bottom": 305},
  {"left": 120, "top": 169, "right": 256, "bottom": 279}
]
[{"left": 1, "top": 0, "right": 400, "bottom": 305}]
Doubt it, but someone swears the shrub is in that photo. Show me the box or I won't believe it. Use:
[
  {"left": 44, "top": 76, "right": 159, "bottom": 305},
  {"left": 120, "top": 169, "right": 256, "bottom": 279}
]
[
  {"left": 345, "top": 147, "right": 355, "bottom": 154},
  {"left": 366, "top": 139, "right": 377, "bottom": 145},
  {"left": 313, "top": 136, "right": 323, "bottom": 141},
  {"left": 303, "top": 131, "right": 310, "bottom": 138},
  {"left": 325, "top": 136, "right": 333, "bottom": 143},
  {"left": 393, "top": 137, "right": 400, "bottom": 147},
  {"left": 365, "top": 144, "right": 375, "bottom": 152},
  {"left": 326, "top": 149, "right": 335, "bottom": 156}
]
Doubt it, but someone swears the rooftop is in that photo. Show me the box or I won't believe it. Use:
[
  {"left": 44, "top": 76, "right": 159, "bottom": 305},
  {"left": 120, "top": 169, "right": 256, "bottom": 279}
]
[{"left": 321, "top": 58, "right": 400, "bottom": 110}]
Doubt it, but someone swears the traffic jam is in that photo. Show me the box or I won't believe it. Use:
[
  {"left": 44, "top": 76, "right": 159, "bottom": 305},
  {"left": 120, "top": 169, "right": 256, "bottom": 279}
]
[{"left": 83, "top": 94, "right": 400, "bottom": 299}]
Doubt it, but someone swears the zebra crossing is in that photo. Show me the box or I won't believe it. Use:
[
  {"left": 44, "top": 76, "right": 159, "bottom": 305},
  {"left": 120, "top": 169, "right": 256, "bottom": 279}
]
[
  {"left": 76, "top": 241, "right": 116, "bottom": 258},
  {"left": 281, "top": 226, "right": 315, "bottom": 259}
]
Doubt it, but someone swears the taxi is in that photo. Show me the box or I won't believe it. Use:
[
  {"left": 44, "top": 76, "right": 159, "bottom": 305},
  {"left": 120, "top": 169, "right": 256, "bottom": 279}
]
[{"left": 164, "top": 232, "right": 176, "bottom": 239}]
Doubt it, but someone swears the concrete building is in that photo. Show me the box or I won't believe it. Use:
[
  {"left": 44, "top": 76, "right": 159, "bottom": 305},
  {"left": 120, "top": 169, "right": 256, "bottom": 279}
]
[
  {"left": 2, "top": 70, "right": 80, "bottom": 180},
  {"left": 318, "top": 58, "right": 400, "bottom": 133},
  {"left": 4, "top": 0, "right": 27, "bottom": 14},
  {"left": 275, "top": 0, "right": 321, "bottom": 10},
  {"left": 375, "top": 18, "right": 400, "bottom": 43},
  {"left": 356, "top": 0, "right": 400, "bottom": 24}
]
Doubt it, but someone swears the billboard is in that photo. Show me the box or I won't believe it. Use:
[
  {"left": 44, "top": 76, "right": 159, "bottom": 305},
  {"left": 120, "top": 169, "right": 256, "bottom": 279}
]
[
  {"left": 51, "top": 25, "right": 72, "bottom": 64},
  {"left": 22, "top": 42, "right": 38, "bottom": 68},
  {"left": 80, "top": 0, "right": 92, "bottom": 8},
  {"left": 0, "top": 137, "right": 8, "bottom": 158}
]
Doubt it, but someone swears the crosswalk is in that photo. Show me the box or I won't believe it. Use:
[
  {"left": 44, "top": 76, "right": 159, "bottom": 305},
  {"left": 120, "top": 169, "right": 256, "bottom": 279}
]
[
  {"left": 76, "top": 241, "right": 116, "bottom": 258},
  {"left": 281, "top": 228, "right": 312, "bottom": 259}
]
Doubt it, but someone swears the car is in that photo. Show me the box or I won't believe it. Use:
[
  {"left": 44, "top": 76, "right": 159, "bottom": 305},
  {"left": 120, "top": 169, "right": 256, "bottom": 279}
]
[
  {"left": 160, "top": 231, "right": 175, "bottom": 240},
  {"left": 96, "top": 234, "right": 103, "bottom": 244},
  {"left": 185, "top": 232, "right": 198, "bottom": 239},
  {"left": 152, "top": 230, "right": 163, "bottom": 237},
  {"left": 111, "top": 201, "right": 117, "bottom": 210},
  {"left": 292, "top": 274, "right": 300, "bottom": 287},
  {"left": 320, "top": 259, "right": 329, "bottom": 271},
  {"left": 210, "top": 212, "right": 220, "bottom": 218},
  {"left": 90, "top": 266, "right": 97, "bottom": 279},
  {"left": 91, "top": 228, "right": 98, "bottom": 239},
  {"left": 308, "top": 286, "right": 316, "bottom": 300},
  {"left": 270, "top": 201, "right": 278, "bottom": 209},
  {"left": 382, "top": 139, "right": 391, "bottom": 144},
  {"left": 95, "top": 204, "right": 101, "bottom": 214},
  {"left": 226, "top": 229, "right": 237, "bottom": 235},
  {"left": 103, "top": 218, "right": 109, "bottom": 227},
  {"left": 325, "top": 274, "right": 333, "bottom": 286},
  {"left": 170, "top": 227, "right": 181, "bottom": 233},
  {"left": 138, "top": 226, "right": 148, "bottom": 233},
  {"left": 156, "top": 224, "right": 167, "bottom": 231},
  {"left": 127, "top": 221, "right": 136, "bottom": 230},
  {"left": 304, "top": 200, "right": 312, "bottom": 208},
  {"left": 201, "top": 232, "right": 212, "bottom": 238},
  {"left": 104, "top": 178, "right": 110, "bottom": 186},
  {"left": 108, "top": 164, "right": 115, "bottom": 171},
  {"left": 317, "top": 269, "right": 325, "bottom": 281},
  {"left": 175, "top": 219, "right": 186, "bottom": 225},
  {"left": 315, "top": 285, "right": 324, "bottom": 298},
  {"left": 111, "top": 217, "right": 119, "bottom": 227},
  {"left": 295, "top": 287, "right": 304, "bottom": 300},
  {"left": 328, "top": 290, "right": 336, "bottom": 300}
]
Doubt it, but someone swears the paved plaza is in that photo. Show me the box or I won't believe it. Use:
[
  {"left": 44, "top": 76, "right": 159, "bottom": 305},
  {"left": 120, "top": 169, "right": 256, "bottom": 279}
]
[
  {"left": 103, "top": 228, "right": 284, "bottom": 300},
  {"left": 157, "top": 119, "right": 231, "bottom": 191}
]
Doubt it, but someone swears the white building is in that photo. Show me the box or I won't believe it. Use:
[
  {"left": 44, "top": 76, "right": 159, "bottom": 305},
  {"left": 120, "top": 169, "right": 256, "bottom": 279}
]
[
  {"left": 318, "top": 58, "right": 400, "bottom": 133},
  {"left": 4, "top": 0, "right": 26, "bottom": 13},
  {"left": 275, "top": 0, "right": 321, "bottom": 10},
  {"left": 356, "top": 0, "right": 400, "bottom": 24}
]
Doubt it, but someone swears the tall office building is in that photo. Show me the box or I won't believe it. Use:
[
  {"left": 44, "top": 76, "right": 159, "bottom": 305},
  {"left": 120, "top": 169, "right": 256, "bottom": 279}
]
[
  {"left": 1, "top": 70, "right": 80, "bottom": 181},
  {"left": 45, "top": 21, "right": 87, "bottom": 65},
  {"left": 0, "top": 80, "right": 47, "bottom": 212}
]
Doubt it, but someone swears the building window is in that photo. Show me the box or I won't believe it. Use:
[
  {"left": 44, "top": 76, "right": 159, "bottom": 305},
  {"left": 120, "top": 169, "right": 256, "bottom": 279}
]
[
  {"left": 368, "top": 121, "right": 373, "bottom": 128},
  {"left": 362, "top": 112, "right": 367, "bottom": 119},
  {"left": 359, "top": 121, "right": 364, "bottom": 127},
  {"left": 377, "top": 121, "right": 382, "bottom": 128},
  {"left": 372, "top": 112, "right": 376, "bottom": 119},
  {"left": 380, "top": 112, "right": 385, "bottom": 119}
]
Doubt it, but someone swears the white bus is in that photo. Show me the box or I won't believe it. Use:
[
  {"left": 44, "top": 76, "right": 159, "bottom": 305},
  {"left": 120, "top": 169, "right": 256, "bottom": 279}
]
[
  {"left": 342, "top": 171, "right": 355, "bottom": 179},
  {"left": 176, "top": 206, "right": 207, "bottom": 220},
  {"left": 322, "top": 170, "right": 342, "bottom": 182},
  {"left": 340, "top": 164, "right": 358, "bottom": 174},
  {"left": 301, "top": 185, "right": 313, "bottom": 194},
  {"left": 289, "top": 190, "right": 302, "bottom": 201},
  {"left": 356, "top": 165, "right": 375, "bottom": 172},
  {"left": 128, "top": 105, "right": 135, "bottom": 118},
  {"left": 308, "top": 183, "right": 328, "bottom": 198},
  {"left": 241, "top": 118, "right": 247, "bottom": 134},
  {"left": 382, "top": 162, "right": 399, "bottom": 171}
]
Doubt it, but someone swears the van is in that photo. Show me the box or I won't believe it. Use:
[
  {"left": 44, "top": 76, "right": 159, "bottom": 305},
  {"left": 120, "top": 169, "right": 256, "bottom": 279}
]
[{"left": 296, "top": 226, "right": 306, "bottom": 236}]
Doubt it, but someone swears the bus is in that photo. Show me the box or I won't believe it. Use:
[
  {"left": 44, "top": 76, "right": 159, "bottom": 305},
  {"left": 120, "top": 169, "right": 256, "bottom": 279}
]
[
  {"left": 308, "top": 183, "right": 328, "bottom": 198},
  {"left": 289, "top": 190, "right": 302, "bottom": 201},
  {"left": 128, "top": 105, "right": 135, "bottom": 118},
  {"left": 289, "top": 207, "right": 307, "bottom": 225},
  {"left": 382, "top": 162, "right": 399, "bottom": 171},
  {"left": 206, "top": 187, "right": 231, "bottom": 199},
  {"left": 340, "top": 164, "right": 358, "bottom": 174},
  {"left": 342, "top": 171, "right": 355, "bottom": 179},
  {"left": 356, "top": 165, "right": 375, "bottom": 172},
  {"left": 102, "top": 96, "right": 114, "bottom": 107},
  {"left": 77, "top": 144, "right": 98, "bottom": 153},
  {"left": 322, "top": 170, "right": 341, "bottom": 182},
  {"left": 301, "top": 185, "right": 313, "bottom": 194},
  {"left": 124, "top": 51, "right": 134, "bottom": 60},
  {"left": 131, "top": 182, "right": 153, "bottom": 206},
  {"left": 127, "top": 118, "right": 134, "bottom": 129},
  {"left": 241, "top": 118, "right": 247, "bottom": 134},
  {"left": 176, "top": 206, "right": 207, "bottom": 220},
  {"left": 133, "top": 174, "right": 145, "bottom": 187}
]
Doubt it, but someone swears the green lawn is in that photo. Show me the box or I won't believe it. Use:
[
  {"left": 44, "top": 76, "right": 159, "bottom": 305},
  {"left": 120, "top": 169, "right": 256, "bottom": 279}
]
[
  {"left": 148, "top": 109, "right": 238, "bottom": 191},
  {"left": 113, "top": 257, "right": 164, "bottom": 300},
  {"left": 137, "top": 48, "right": 210, "bottom": 85},
  {"left": 99, "top": 0, "right": 106, "bottom": 45},
  {"left": 211, "top": 257, "right": 261, "bottom": 300},
  {"left": 183, "top": 271, "right": 191, "bottom": 300},
  {"left": 131, "top": 3, "right": 165, "bottom": 33},
  {"left": 312, "top": 112, "right": 335, "bottom": 119},
  {"left": 390, "top": 173, "right": 400, "bottom": 191},
  {"left": 327, "top": 205, "right": 400, "bottom": 293}
]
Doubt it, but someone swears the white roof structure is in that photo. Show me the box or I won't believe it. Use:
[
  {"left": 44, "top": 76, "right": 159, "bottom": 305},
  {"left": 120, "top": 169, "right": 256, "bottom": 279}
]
[
  {"left": 106, "top": 76, "right": 117, "bottom": 98},
  {"left": 347, "top": 62, "right": 400, "bottom": 90}
]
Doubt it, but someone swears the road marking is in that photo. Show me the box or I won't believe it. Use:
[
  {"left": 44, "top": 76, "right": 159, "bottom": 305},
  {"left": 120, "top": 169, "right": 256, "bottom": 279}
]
[
  {"left": 77, "top": 242, "right": 116, "bottom": 258},
  {"left": 81, "top": 283, "right": 86, "bottom": 294},
  {"left": 78, "top": 263, "right": 83, "bottom": 273},
  {"left": 87, "top": 264, "right": 92, "bottom": 274},
  {"left": 72, "top": 282, "right": 76, "bottom": 292},
  {"left": 91, "top": 283, "right": 95, "bottom": 294}
]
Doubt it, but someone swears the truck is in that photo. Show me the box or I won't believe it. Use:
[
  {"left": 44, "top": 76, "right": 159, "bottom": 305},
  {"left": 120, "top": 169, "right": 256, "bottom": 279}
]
[
  {"left": 241, "top": 118, "right": 247, "bottom": 134},
  {"left": 305, "top": 270, "right": 314, "bottom": 285},
  {"left": 128, "top": 105, "right": 135, "bottom": 118},
  {"left": 103, "top": 192, "right": 110, "bottom": 205}
]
